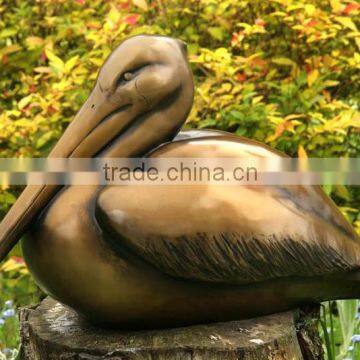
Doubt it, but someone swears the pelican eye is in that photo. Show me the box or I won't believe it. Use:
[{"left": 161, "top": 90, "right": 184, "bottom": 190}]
[
  {"left": 115, "top": 71, "right": 136, "bottom": 88},
  {"left": 115, "top": 63, "right": 151, "bottom": 88},
  {"left": 123, "top": 72, "right": 134, "bottom": 81}
]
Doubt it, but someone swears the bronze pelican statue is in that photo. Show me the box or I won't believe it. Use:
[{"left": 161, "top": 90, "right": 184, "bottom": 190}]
[{"left": 0, "top": 35, "right": 359, "bottom": 328}]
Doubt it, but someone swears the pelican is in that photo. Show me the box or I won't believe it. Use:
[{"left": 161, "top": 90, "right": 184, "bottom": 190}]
[{"left": 0, "top": 35, "right": 359, "bottom": 328}]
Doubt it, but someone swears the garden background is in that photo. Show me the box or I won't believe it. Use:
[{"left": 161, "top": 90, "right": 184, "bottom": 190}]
[{"left": 0, "top": 0, "right": 359, "bottom": 358}]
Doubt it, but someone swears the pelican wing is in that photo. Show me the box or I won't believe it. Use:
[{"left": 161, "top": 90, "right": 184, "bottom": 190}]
[{"left": 96, "top": 130, "right": 360, "bottom": 284}]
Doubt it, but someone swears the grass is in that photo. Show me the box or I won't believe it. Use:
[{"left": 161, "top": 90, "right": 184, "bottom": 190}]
[
  {"left": 320, "top": 300, "right": 360, "bottom": 360},
  {"left": 0, "top": 301, "right": 19, "bottom": 360}
]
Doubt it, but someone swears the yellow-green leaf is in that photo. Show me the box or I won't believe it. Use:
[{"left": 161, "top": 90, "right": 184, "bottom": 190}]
[
  {"left": 25, "top": 36, "right": 44, "bottom": 48},
  {"left": 45, "top": 48, "right": 65, "bottom": 73},
  {"left": 298, "top": 145, "right": 308, "bottom": 158},
  {"left": 0, "top": 44, "right": 22, "bottom": 56},
  {"left": 252, "top": 95, "right": 264, "bottom": 105},
  {"left": 330, "top": 0, "right": 342, "bottom": 12},
  {"left": 1, "top": 258, "right": 26, "bottom": 272},
  {"left": 307, "top": 69, "right": 319, "bottom": 86},
  {"left": 334, "top": 185, "right": 350, "bottom": 201},
  {"left": 305, "top": 4, "right": 316, "bottom": 16},
  {"left": 65, "top": 55, "right": 80, "bottom": 72},
  {"left": 208, "top": 27, "right": 224, "bottom": 41},
  {"left": 272, "top": 57, "right": 296, "bottom": 66},
  {"left": 0, "top": 28, "right": 17, "bottom": 38},
  {"left": 34, "top": 66, "right": 52, "bottom": 74},
  {"left": 36, "top": 132, "right": 54, "bottom": 149},
  {"left": 132, "top": 0, "right": 148, "bottom": 11},
  {"left": 335, "top": 17, "right": 358, "bottom": 32},
  {"left": 324, "top": 80, "right": 339, "bottom": 87},
  {"left": 18, "top": 95, "right": 32, "bottom": 110}
]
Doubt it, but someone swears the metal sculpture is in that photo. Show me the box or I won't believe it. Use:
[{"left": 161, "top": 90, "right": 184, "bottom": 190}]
[{"left": 0, "top": 35, "right": 359, "bottom": 328}]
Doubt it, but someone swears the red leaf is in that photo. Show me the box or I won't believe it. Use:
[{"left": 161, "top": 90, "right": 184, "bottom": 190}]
[
  {"left": 21, "top": 105, "right": 30, "bottom": 113},
  {"left": 40, "top": 50, "right": 47, "bottom": 62},
  {"left": 236, "top": 72, "right": 247, "bottom": 82},
  {"left": 231, "top": 33, "right": 238, "bottom": 45},
  {"left": 87, "top": 22, "right": 101, "bottom": 29},
  {"left": 11, "top": 256, "right": 25, "bottom": 264},
  {"left": 75, "top": 0, "right": 85, "bottom": 4},
  {"left": 343, "top": 2, "right": 360, "bottom": 15},
  {"left": 1, "top": 55, "right": 9, "bottom": 65},
  {"left": 305, "top": 64, "right": 312, "bottom": 74},
  {"left": 124, "top": 14, "right": 140, "bottom": 25},
  {"left": 255, "top": 18, "right": 266, "bottom": 27},
  {"left": 47, "top": 105, "right": 57, "bottom": 114},
  {"left": 250, "top": 57, "right": 267, "bottom": 69},
  {"left": 29, "top": 84, "right": 36, "bottom": 93},
  {"left": 306, "top": 19, "right": 319, "bottom": 27},
  {"left": 323, "top": 90, "right": 331, "bottom": 102},
  {"left": 120, "top": 1, "right": 130, "bottom": 9}
]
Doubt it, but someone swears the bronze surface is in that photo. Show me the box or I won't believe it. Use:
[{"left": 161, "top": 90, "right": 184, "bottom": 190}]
[{"left": 1, "top": 35, "right": 360, "bottom": 328}]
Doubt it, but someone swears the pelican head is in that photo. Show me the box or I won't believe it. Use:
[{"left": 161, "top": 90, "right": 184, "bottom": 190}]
[
  {"left": 0, "top": 35, "right": 194, "bottom": 259},
  {"left": 50, "top": 35, "right": 194, "bottom": 158}
]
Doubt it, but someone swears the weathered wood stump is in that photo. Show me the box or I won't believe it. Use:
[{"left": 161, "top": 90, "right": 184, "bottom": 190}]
[{"left": 19, "top": 297, "right": 323, "bottom": 359}]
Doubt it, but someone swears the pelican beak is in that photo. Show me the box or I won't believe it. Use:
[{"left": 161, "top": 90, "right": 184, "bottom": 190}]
[
  {"left": 0, "top": 83, "right": 131, "bottom": 260},
  {"left": 49, "top": 83, "right": 131, "bottom": 158}
]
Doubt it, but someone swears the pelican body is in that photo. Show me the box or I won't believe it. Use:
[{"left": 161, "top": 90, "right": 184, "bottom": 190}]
[{"left": 1, "top": 35, "right": 360, "bottom": 328}]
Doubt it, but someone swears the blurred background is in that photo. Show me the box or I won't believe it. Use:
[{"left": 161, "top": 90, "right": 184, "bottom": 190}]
[{"left": 0, "top": 0, "right": 359, "bottom": 358}]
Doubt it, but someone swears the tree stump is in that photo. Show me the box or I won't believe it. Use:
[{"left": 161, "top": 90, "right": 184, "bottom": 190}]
[{"left": 19, "top": 297, "right": 323, "bottom": 360}]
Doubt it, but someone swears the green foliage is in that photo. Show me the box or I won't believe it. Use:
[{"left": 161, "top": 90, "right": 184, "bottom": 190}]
[
  {"left": 0, "top": 246, "right": 41, "bottom": 356},
  {"left": 320, "top": 300, "right": 360, "bottom": 359},
  {"left": 0, "top": 0, "right": 359, "bottom": 357}
]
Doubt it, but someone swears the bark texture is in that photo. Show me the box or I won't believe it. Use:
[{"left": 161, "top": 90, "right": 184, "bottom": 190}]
[{"left": 19, "top": 297, "right": 323, "bottom": 360}]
